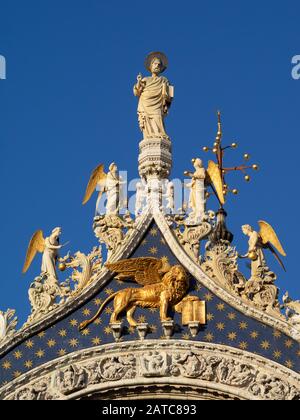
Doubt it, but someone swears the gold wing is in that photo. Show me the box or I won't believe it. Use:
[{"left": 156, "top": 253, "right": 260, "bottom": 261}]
[
  {"left": 105, "top": 257, "right": 169, "bottom": 285},
  {"left": 82, "top": 164, "right": 107, "bottom": 205},
  {"left": 22, "top": 230, "right": 45, "bottom": 274},
  {"left": 258, "top": 220, "right": 286, "bottom": 257},
  {"left": 206, "top": 161, "right": 225, "bottom": 205}
]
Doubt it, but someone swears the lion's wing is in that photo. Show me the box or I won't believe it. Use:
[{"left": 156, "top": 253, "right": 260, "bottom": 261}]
[{"left": 105, "top": 257, "right": 164, "bottom": 285}]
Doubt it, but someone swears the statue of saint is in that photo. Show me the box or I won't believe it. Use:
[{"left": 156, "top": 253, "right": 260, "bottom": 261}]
[{"left": 133, "top": 52, "right": 174, "bottom": 139}]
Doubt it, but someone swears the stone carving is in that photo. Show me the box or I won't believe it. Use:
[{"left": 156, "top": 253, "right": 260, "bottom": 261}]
[
  {"left": 282, "top": 292, "right": 300, "bottom": 329},
  {"left": 62, "top": 247, "right": 103, "bottom": 296},
  {"left": 140, "top": 351, "right": 169, "bottom": 377},
  {"left": 93, "top": 213, "right": 134, "bottom": 260},
  {"left": 100, "top": 355, "right": 136, "bottom": 381},
  {"left": 51, "top": 365, "right": 87, "bottom": 396},
  {"left": 202, "top": 241, "right": 246, "bottom": 295},
  {"left": 133, "top": 52, "right": 173, "bottom": 140},
  {"left": 0, "top": 309, "right": 18, "bottom": 344},
  {"left": 24, "top": 273, "right": 71, "bottom": 326},
  {"left": 5, "top": 343, "right": 299, "bottom": 400},
  {"left": 172, "top": 214, "right": 212, "bottom": 263}
]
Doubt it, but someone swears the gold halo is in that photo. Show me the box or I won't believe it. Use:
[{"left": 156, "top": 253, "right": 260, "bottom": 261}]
[{"left": 145, "top": 51, "right": 168, "bottom": 73}]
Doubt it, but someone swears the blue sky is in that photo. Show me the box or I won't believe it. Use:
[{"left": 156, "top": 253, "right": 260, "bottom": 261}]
[{"left": 0, "top": 0, "right": 299, "bottom": 324}]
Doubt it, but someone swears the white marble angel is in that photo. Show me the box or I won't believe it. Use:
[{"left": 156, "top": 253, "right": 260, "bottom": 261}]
[
  {"left": 241, "top": 221, "right": 286, "bottom": 277},
  {"left": 165, "top": 181, "right": 175, "bottom": 213},
  {"left": 83, "top": 162, "right": 125, "bottom": 215},
  {"left": 22, "top": 227, "right": 66, "bottom": 282}
]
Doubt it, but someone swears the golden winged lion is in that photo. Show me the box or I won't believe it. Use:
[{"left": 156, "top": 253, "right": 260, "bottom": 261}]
[{"left": 79, "top": 257, "right": 189, "bottom": 329}]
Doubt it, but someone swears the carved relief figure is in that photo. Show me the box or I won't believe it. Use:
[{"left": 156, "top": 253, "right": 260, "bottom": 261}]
[
  {"left": 79, "top": 257, "right": 189, "bottom": 329},
  {"left": 134, "top": 52, "right": 173, "bottom": 139}
]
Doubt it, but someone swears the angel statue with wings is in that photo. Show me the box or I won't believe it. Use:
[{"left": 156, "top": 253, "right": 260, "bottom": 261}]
[
  {"left": 241, "top": 221, "right": 286, "bottom": 278},
  {"left": 83, "top": 162, "right": 124, "bottom": 216},
  {"left": 22, "top": 227, "right": 66, "bottom": 282},
  {"left": 79, "top": 257, "right": 189, "bottom": 330}
]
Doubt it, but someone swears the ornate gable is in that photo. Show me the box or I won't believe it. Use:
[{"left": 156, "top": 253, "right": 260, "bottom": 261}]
[{"left": 1, "top": 52, "right": 300, "bottom": 400}]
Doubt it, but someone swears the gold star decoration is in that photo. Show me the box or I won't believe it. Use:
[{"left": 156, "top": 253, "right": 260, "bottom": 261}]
[
  {"left": 25, "top": 340, "right": 34, "bottom": 349},
  {"left": 285, "top": 360, "right": 294, "bottom": 369},
  {"left": 204, "top": 293, "right": 213, "bottom": 302},
  {"left": 216, "top": 303, "right": 225, "bottom": 311},
  {"left": 104, "top": 326, "right": 112, "bottom": 335},
  {"left": 58, "top": 349, "right": 67, "bottom": 357},
  {"left": 92, "top": 337, "right": 102, "bottom": 346},
  {"left": 58, "top": 329, "right": 67, "bottom": 337},
  {"left": 69, "top": 319, "right": 78, "bottom": 327},
  {"left": 13, "top": 371, "right": 22, "bottom": 379},
  {"left": 272, "top": 330, "right": 282, "bottom": 339},
  {"left": 227, "top": 312, "right": 236, "bottom": 321},
  {"left": 204, "top": 332, "right": 214, "bottom": 342},
  {"left": 105, "top": 307, "right": 113, "bottom": 315},
  {"left": 182, "top": 333, "right": 190, "bottom": 340},
  {"left": 150, "top": 228, "right": 158, "bottom": 237},
  {"left": 207, "top": 313, "right": 214, "bottom": 322},
  {"left": 35, "top": 349, "right": 45, "bottom": 359},
  {"left": 47, "top": 339, "right": 56, "bottom": 348},
  {"left": 161, "top": 256, "right": 169, "bottom": 264},
  {"left": 68, "top": 338, "right": 79, "bottom": 348},
  {"left": 94, "top": 318, "right": 102, "bottom": 325},
  {"left": 82, "top": 308, "right": 91, "bottom": 317},
  {"left": 149, "top": 246, "right": 158, "bottom": 255},
  {"left": 239, "top": 342, "right": 248, "bottom": 350},
  {"left": 105, "top": 288, "right": 114, "bottom": 296},
  {"left": 227, "top": 332, "right": 237, "bottom": 341},
  {"left": 94, "top": 298, "right": 103, "bottom": 306},
  {"left": 137, "top": 315, "right": 146, "bottom": 323},
  {"left": 285, "top": 340, "right": 293, "bottom": 349},
  {"left": 142, "top": 239, "right": 148, "bottom": 246},
  {"left": 216, "top": 322, "right": 225, "bottom": 331},
  {"left": 2, "top": 361, "right": 11, "bottom": 370},
  {"left": 260, "top": 340, "right": 271, "bottom": 350},
  {"left": 250, "top": 331, "right": 259, "bottom": 340},
  {"left": 81, "top": 328, "right": 90, "bottom": 337},
  {"left": 13, "top": 351, "right": 23, "bottom": 360},
  {"left": 273, "top": 350, "right": 282, "bottom": 360},
  {"left": 38, "top": 331, "right": 46, "bottom": 339},
  {"left": 24, "top": 360, "right": 33, "bottom": 369},
  {"left": 239, "top": 322, "right": 248, "bottom": 330}
]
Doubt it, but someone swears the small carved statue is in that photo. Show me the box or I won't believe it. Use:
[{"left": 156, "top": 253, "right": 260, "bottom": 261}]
[
  {"left": 240, "top": 221, "right": 286, "bottom": 278},
  {"left": 133, "top": 52, "right": 173, "bottom": 139},
  {"left": 23, "top": 227, "right": 67, "bottom": 283},
  {"left": 135, "top": 180, "right": 147, "bottom": 217},
  {"left": 165, "top": 181, "right": 175, "bottom": 213},
  {"left": 184, "top": 159, "right": 225, "bottom": 224},
  {"left": 83, "top": 162, "right": 124, "bottom": 215}
]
